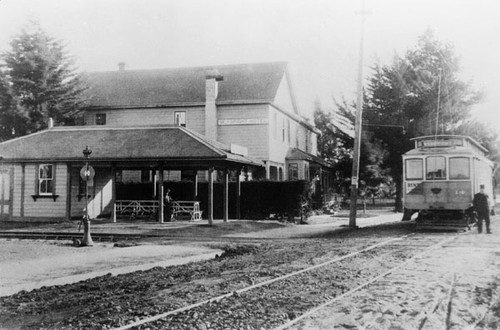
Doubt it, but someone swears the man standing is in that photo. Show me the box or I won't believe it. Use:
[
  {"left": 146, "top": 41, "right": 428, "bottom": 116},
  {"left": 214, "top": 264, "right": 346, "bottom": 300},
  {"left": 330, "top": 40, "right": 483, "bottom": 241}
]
[
  {"left": 473, "top": 184, "right": 491, "bottom": 234},
  {"left": 164, "top": 189, "right": 173, "bottom": 221}
]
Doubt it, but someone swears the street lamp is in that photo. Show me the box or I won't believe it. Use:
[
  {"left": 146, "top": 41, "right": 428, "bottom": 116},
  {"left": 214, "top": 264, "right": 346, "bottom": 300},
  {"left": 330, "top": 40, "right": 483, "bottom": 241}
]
[{"left": 81, "top": 146, "right": 94, "bottom": 246}]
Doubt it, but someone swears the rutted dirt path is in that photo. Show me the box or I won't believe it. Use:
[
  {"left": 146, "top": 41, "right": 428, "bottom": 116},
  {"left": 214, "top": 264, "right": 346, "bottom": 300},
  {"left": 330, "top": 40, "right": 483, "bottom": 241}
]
[
  {"left": 1, "top": 221, "right": 500, "bottom": 330},
  {"left": 289, "top": 230, "right": 500, "bottom": 330}
]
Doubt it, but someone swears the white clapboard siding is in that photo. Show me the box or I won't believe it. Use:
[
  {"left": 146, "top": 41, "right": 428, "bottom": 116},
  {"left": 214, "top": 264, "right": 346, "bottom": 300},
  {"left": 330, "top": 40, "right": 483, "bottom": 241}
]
[
  {"left": 268, "top": 108, "right": 293, "bottom": 163},
  {"left": 84, "top": 107, "right": 206, "bottom": 134},
  {"left": 12, "top": 164, "right": 22, "bottom": 217},
  {"left": 217, "top": 104, "right": 269, "bottom": 160},
  {"left": 70, "top": 167, "right": 114, "bottom": 219},
  {"left": 23, "top": 164, "right": 67, "bottom": 218}
]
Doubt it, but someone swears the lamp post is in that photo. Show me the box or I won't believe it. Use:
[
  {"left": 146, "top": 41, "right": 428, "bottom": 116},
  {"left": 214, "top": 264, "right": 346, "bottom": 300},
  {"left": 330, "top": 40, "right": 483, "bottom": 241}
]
[{"left": 81, "top": 146, "right": 94, "bottom": 246}]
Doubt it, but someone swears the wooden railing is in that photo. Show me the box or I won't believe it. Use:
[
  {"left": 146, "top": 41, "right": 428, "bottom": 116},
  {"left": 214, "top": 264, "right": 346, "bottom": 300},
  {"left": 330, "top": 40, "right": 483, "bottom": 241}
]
[
  {"left": 112, "top": 200, "right": 203, "bottom": 222},
  {"left": 113, "top": 200, "right": 159, "bottom": 221},
  {"left": 171, "top": 201, "right": 202, "bottom": 221}
]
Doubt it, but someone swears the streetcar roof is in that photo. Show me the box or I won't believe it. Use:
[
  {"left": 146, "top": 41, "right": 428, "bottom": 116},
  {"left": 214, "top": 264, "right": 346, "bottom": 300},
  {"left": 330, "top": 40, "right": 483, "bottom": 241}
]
[{"left": 409, "top": 135, "right": 488, "bottom": 154}]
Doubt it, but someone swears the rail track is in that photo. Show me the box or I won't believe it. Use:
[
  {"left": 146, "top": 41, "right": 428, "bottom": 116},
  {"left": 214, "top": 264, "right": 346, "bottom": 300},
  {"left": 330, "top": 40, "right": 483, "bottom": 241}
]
[
  {"left": 109, "top": 232, "right": 460, "bottom": 330},
  {"left": 0, "top": 231, "right": 302, "bottom": 243}
]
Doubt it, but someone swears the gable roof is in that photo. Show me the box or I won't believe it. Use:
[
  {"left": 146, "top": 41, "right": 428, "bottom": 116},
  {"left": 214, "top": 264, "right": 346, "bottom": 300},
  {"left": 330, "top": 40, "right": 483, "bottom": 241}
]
[
  {"left": 0, "top": 126, "right": 262, "bottom": 167},
  {"left": 84, "top": 62, "right": 290, "bottom": 109}
]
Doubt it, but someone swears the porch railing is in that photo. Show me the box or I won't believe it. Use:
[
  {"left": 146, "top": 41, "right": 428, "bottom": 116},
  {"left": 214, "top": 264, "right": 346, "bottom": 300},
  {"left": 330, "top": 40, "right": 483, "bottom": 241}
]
[{"left": 113, "top": 200, "right": 159, "bottom": 221}]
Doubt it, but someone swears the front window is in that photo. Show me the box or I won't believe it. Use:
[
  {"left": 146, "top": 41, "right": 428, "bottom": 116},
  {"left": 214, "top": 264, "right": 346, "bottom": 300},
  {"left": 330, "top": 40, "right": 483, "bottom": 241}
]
[
  {"left": 449, "top": 157, "right": 470, "bottom": 180},
  {"left": 39, "top": 164, "right": 53, "bottom": 195},
  {"left": 95, "top": 113, "right": 106, "bottom": 125},
  {"left": 269, "top": 166, "right": 278, "bottom": 181},
  {"left": 174, "top": 111, "right": 186, "bottom": 127},
  {"left": 406, "top": 159, "right": 423, "bottom": 180},
  {"left": 426, "top": 156, "right": 446, "bottom": 180},
  {"left": 288, "top": 163, "right": 298, "bottom": 180}
]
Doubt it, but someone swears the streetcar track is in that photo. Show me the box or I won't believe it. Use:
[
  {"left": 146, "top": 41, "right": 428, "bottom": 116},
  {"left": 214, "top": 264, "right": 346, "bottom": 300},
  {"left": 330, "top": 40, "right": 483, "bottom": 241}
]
[
  {"left": 274, "top": 234, "right": 459, "bottom": 330},
  {"left": 110, "top": 233, "right": 463, "bottom": 330},
  {"left": 112, "top": 235, "right": 412, "bottom": 330}
]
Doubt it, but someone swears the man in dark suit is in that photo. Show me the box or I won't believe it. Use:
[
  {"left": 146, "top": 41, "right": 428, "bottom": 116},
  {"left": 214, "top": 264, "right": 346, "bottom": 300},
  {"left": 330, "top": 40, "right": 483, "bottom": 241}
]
[{"left": 473, "top": 184, "right": 491, "bottom": 234}]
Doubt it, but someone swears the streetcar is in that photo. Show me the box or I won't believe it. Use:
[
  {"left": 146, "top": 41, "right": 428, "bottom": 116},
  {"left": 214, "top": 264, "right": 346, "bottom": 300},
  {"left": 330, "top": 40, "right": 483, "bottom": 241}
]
[{"left": 402, "top": 135, "right": 494, "bottom": 230}]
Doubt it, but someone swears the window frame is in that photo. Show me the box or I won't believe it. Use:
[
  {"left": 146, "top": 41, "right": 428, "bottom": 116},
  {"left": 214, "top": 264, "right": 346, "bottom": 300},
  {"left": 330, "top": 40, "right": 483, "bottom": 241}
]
[
  {"left": 174, "top": 111, "right": 186, "bottom": 127},
  {"left": 449, "top": 157, "right": 470, "bottom": 180},
  {"left": 38, "top": 164, "right": 54, "bottom": 196},
  {"left": 405, "top": 158, "right": 424, "bottom": 180},
  {"left": 288, "top": 163, "right": 299, "bottom": 180},
  {"left": 426, "top": 156, "right": 447, "bottom": 180},
  {"left": 95, "top": 113, "right": 106, "bottom": 125}
]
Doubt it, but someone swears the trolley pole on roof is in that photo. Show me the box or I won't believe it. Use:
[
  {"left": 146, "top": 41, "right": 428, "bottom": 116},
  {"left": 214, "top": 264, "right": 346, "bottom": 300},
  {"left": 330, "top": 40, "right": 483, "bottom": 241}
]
[{"left": 349, "top": 0, "right": 370, "bottom": 228}]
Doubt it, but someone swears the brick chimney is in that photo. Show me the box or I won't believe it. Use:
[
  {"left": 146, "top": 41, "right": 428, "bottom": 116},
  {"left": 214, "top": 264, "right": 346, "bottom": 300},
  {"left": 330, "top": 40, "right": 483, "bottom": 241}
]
[{"left": 205, "top": 69, "right": 223, "bottom": 141}]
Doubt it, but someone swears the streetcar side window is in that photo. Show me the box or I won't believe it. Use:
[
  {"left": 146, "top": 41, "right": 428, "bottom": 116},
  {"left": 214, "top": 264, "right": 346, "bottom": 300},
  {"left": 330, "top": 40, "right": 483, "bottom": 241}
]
[
  {"left": 426, "top": 156, "right": 446, "bottom": 180},
  {"left": 449, "top": 157, "right": 470, "bottom": 180},
  {"left": 405, "top": 159, "right": 423, "bottom": 180}
]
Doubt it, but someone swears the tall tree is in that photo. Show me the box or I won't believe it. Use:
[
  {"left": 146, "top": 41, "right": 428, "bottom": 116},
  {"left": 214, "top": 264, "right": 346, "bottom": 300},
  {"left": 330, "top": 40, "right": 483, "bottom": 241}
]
[
  {"left": 363, "top": 29, "right": 492, "bottom": 211},
  {"left": 314, "top": 99, "right": 390, "bottom": 195},
  {"left": 0, "top": 22, "right": 86, "bottom": 140},
  {"left": 313, "top": 100, "right": 353, "bottom": 193}
]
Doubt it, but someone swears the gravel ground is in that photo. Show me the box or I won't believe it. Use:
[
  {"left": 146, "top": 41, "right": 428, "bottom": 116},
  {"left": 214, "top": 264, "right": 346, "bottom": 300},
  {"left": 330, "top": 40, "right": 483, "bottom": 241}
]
[
  {"left": 0, "top": 223, "right": 421, "bottom": 329},
  {"left": 291, "top": 229, "right": 500, "bottom": 330},
  {"left": 1, "top": 219, "right": 499, "bottom": 330}
]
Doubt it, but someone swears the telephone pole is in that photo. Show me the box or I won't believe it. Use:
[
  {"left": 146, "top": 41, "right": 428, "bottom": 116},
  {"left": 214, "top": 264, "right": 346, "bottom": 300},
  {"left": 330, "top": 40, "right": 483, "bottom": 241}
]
[{"left": 349, "top": 0, "right": 370, "bottom": 228}]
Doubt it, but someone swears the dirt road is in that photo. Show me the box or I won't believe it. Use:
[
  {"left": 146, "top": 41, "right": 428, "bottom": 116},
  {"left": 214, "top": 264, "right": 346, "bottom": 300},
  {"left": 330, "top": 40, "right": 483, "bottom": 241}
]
[{"left": 290, "top": 229, "right": 500, "bottom": 329}]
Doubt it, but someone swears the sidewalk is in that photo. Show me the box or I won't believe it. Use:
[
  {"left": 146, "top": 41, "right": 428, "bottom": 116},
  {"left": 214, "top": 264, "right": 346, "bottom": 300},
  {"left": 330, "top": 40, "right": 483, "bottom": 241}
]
[
  {"left": 0, "top": 241, "right": 221, "bottom": 297},
  {"left": 223, "top": 210, "right": 403, "bottom": 238},
  {"left": 0, "top": 210, "right": 402, "bottom": 238}
]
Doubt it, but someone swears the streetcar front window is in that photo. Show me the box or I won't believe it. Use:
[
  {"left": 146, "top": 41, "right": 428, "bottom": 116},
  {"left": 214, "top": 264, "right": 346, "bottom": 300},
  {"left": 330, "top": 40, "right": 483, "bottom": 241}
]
[
  {"left": 406, "top": 159, "right": 423, "bottom": 180},
  {"left": 426, "top": 156, "right": 446, "bottom": 180},
  {"left": 449, "top": 157, "right": 470, "bottom": 179}
]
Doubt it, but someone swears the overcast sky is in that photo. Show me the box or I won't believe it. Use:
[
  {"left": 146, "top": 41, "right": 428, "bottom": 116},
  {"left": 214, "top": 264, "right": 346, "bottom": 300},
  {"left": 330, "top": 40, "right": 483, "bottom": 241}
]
[{"left": 0, "top": 0, "right": 499, "bottom": 132}]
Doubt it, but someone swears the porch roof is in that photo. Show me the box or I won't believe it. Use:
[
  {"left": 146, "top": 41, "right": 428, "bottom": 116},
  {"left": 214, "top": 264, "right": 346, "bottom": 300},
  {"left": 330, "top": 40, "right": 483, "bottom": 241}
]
[
  {"left": 286, "top": 148, "right": 331, "bottom": 168},
  {"left": 0, "top": 125, "right": 263, "bottom": 168}
]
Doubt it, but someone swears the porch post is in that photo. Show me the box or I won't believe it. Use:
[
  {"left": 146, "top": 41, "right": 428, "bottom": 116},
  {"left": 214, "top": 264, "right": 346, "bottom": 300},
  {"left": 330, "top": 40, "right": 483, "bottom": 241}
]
[
  {"left": 66, "top": 163, "right": 72, "bottom": 220},
  {"left": 158, "top": 166, "right": 164, "bottom": 223},
  {"left": 111, "top": 163, "right": 117, "bottom": 222},
  {"left": 208, "top": 167, "right": 214, "bottom": 225},
  {"left": 193, "top": 172, "right": 198, "bottom": 200},
  {"left": 223, "top": 169, "right": 229, "bottom": 222},
  {"left": 235, "top": 168, "right": 241, "bottom": 220}
]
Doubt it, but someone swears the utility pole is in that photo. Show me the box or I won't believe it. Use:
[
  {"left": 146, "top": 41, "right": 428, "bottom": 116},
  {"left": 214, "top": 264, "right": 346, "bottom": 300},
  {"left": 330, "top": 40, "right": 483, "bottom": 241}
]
[{"left": 349, "top": 0, "right": 370, "bottom": 228}]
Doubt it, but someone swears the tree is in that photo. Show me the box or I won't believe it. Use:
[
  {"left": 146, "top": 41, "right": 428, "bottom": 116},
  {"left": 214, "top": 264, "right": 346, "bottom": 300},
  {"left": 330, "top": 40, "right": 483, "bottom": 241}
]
[
  {"left": 314, "top": 100, "right": 353, "bottom": 194},
  {"left": 0, "top": 22, "right": 87, "bottom": 140},
  {"left": 314, "top": 99, "right": 391, "bottom": 196},
  {"left": 363, "top": 29, "right": 494, "bottom": 211}
]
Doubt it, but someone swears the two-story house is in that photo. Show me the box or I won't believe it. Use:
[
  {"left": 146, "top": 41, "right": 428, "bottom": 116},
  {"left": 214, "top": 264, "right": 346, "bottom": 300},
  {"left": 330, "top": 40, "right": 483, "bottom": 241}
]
[
  {"left": 83, "top": 62, "right": 326, "bottom": 182},
  {"left": 0, "top": 62, "right": 332, "bottom": 222}
]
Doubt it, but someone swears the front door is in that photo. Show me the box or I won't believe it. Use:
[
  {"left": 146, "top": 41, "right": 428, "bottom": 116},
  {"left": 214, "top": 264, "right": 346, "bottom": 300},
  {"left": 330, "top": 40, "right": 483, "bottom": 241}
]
[{"left": 0, "top": 168, "right": 12, "bottom": 220}]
